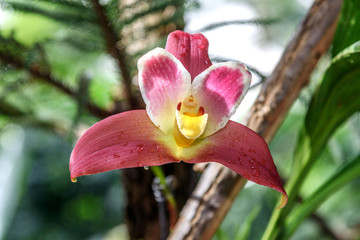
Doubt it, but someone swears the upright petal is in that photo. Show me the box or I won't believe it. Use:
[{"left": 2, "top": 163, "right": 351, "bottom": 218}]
[
  {"left": 165, "top": 30, "right": 212, "bottom": 80},
  {"left": 138, "top": 48, "right": 191, "bottom": 134},
  {"left": 181, "top": 120, "right": 287, "bottom": 208},
  {"left": 70, "top": 110, "right": 179, "bottom": 181},
  {"left": 192, "top": 62, "right": 251, "bottom": 137}
]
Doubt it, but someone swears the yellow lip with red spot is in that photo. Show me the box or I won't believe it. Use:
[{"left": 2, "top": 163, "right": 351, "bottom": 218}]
[{"left": 173, "top": 95, "right": 208, "bottom": 147}]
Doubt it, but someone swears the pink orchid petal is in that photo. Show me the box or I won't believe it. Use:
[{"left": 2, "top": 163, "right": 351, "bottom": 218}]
[
  {"left": 165, "top": 30, "right": 212, "bottom": 80},
  {"left": 192, "top": 62, "right": 251, "bottom": 137},
  {"left": 138, "top": 48, "right": 191, "bottom": 134},
  {"left": 70, "top": 110, "right": 179, "bottom": 181},
  {"left": 182, "top": 120, "right": 287, "bottom": 207}
]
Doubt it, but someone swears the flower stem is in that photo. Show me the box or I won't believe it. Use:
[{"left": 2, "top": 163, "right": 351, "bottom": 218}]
[{"left": 150, "top": 166, "right": 177, "bottom": 209}]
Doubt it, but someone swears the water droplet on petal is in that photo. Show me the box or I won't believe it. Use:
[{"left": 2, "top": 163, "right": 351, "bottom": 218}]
[
  {"left": 239, "top": 152, "right": 247, "bottom": 157},
  {"left": 208, "top": 148, "right": 215, "bottom": 156},
  {"left": 249, "top": 148, "right": 256, "bottom": 153},
  {"left": 136, "top": 144, "right": 145, "bottom": 154},
  {"left": 242, "top": 133, "right": 248, "bottom": 140},
  {"left": 252, "top": 168, "right": 260, "bottom": 177},
  {"left": 227, "top": 159, "right": 235, "bottom": 164}
]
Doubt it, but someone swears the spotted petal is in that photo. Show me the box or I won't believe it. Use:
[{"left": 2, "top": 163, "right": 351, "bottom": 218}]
[
  {"left": 138, "top": 48, "right": 191, "bottom": 134},
  {"left": 69, "top": 110, "right": 179, "bottom": 181},
  {"left": 192, "top": 62, "right": 251, "bottom": 137},
  {"left": 181, "top": 120, "right": 288, "bottom": 208},
  {"left": 165, "top": 30, "right": 212, "bottom": 80}
]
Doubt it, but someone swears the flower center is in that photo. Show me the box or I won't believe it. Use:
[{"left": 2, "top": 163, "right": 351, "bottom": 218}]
[{"left": 173, "top": 95, "right": 208, "bottom": 147}]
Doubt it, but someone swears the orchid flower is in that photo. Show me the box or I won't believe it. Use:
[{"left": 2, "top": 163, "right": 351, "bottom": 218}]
[{"left": 70, "top": 31, "right": 288, "bottom": 208}]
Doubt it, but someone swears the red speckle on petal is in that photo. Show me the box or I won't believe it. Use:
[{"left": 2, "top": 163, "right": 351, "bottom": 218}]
[
  {"left": 198, "top": 106, "right": 205, "bottom": 116},
  {"left": 113, "top": 153, "right": 120, "bottom": 158}
]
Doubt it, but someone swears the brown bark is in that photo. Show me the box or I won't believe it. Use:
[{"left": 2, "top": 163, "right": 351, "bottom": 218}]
[
  {"left": 169, "top": 0, "right": 342, "bottom": 239},
  {"left": 122, "top": 163, "right": 198, "bottom": 240}
]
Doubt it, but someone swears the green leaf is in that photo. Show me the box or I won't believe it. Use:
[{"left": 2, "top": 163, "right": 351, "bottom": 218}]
[
  {"left": 234, "top": 205, "right": 261, "bottom": 240},
  {"left": 332, "top": 0, "right": 360, "bottom": 56},
  {"left": 262, "top": 41, "right": 360, "bottom": 240},
  {"left": 306, "top": 41, "right": 360, "bottom": 151},
  {"left": 284, "top": 154, "right": 360, "bottom": 238}
]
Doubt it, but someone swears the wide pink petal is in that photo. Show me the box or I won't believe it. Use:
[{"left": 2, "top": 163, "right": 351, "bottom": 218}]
[
  {"left": 165, "top": 30, "right": 212, "bottom": 80},
  {"left": 192, "top": 62, "right": 251, "bottom": 137},
  {"left": 138, "top": 48, "right": 191, "bottom": 134},
  {"left": 182, "top": 120, "right": 287, "bottom": 208},
  {"left": 70, "top": 110, "right": 179, "bottom": 181}
]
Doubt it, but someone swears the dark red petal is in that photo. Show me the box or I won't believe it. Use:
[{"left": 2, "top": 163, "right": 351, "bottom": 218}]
[
  {"left": 165, "top": 30, "right": 212, "bottom": 80},
  {"left": 70, "top": 110, "right": 178, "bottom": 181},
  {"left": 184, "top": 120, "right": 288, "bottom": 207}
]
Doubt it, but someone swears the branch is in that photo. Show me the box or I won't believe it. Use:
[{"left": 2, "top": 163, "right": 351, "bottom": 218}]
[
  {"left": 91, "top": 0, "right": 138, "bottom": 109},
  {"left": 196, "top": 18, "right": 278, "bottom": 32},
  {"left": 0, "top": 51, "right": 113, "bottom": 118},
  {"left": 169, "top": 0, "right": 342, "bottom": 239},
  {"left": 211, "top": 56, "right": 268, "bottom": 84}
]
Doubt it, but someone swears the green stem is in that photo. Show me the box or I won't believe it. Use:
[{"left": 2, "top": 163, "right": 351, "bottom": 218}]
[
  {"left": 150, "top": 166, "right": 177, "bottom": 209},
  {"left": 262, "top": 128, "right": 324, "bottom": 240}
]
